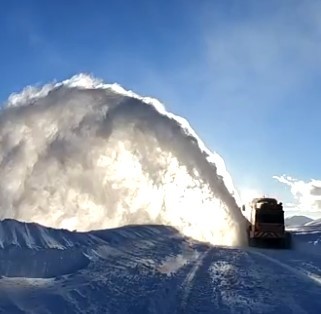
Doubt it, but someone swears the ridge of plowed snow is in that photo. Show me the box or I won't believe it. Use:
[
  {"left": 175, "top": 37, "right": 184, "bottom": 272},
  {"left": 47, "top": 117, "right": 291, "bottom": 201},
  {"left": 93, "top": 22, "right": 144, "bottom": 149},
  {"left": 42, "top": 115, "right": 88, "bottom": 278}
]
[
  {"left": 0, "top": 219, "right": 103, "bottom": 249},
  {"left": 0, "top": 218, "right": 182, "bottom": 250}
]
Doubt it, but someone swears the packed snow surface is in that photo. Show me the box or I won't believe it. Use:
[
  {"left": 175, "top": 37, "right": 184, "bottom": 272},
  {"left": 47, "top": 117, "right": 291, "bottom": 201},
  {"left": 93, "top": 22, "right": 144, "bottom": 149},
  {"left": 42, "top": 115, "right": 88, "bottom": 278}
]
[
  {"left": 1, "top": 220, "right": 321, "bottom": 314},
  {"left": 0, "top": 74, "right": 247, "bottom": 246}
]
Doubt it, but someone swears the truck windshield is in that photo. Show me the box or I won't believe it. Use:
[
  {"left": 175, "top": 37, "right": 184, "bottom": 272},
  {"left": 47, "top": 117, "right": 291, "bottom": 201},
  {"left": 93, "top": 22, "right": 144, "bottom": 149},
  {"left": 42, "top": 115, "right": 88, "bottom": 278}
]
[{"left": 256, "top": 212, "right": 284, "bottom": 224}]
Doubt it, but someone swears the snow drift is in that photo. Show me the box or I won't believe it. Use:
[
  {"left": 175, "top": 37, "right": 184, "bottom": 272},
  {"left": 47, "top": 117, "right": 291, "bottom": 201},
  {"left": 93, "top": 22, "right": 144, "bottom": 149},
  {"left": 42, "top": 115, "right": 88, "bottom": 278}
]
[{"left": 0, "top": 74, "right": 246, "bottom": 246}]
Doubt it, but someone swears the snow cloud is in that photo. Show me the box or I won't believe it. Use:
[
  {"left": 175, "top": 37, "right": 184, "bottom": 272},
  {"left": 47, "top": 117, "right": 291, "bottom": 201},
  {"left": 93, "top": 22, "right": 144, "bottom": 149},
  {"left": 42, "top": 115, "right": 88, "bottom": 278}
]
[{"left": 0, "top": 74, "right": 247, "bottom": 246}]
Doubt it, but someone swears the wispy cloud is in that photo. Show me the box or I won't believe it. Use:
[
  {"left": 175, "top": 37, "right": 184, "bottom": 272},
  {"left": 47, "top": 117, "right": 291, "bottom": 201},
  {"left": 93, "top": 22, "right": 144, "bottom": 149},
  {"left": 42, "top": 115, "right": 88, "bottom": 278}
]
[{"left": 198, "top": 0, "right": 321, "bottom": 108}]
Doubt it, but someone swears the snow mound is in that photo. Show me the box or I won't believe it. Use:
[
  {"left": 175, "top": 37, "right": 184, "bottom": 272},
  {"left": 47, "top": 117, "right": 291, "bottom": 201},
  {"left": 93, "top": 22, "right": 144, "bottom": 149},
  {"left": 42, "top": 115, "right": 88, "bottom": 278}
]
[
  {"left": 0, "top": 219, "right": 103, "bottom": 249},
  {"left": 0, "top": 219, "right": 187, "bottom": 279},
  {"left": 285, "top": 216, "right": 313, "bottom": 227},
  {"left": 305, "top": 218, "right": 321, "bottom": 227}
]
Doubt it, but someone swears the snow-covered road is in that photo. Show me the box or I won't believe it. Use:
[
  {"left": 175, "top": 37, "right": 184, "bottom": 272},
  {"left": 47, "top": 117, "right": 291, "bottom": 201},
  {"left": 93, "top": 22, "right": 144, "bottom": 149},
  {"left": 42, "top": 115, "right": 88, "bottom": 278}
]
[
  {"left": 177, "top": 245, "right": 321, "bottom": 314},
  {"left": 0, "top": 220, "right": 321, "bottom": 314}
]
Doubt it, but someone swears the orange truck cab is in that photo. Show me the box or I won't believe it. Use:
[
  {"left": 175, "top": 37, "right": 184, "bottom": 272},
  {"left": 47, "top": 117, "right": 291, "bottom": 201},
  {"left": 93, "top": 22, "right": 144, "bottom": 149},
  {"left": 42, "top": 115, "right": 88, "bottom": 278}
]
[{"left": 243, "top": 197, "right": 291, "bottom": 248}]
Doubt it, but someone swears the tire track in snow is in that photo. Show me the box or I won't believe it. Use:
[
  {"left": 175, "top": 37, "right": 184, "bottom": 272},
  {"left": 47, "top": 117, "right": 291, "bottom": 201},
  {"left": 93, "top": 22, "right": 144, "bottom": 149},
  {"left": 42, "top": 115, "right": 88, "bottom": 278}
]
[
  {"left": 248, "top": 249, "right": 321, "bottom": 286},
  {"left": 179, "top": 248, "right": 211, "bottom": 309},
  {"left": 178, "top": 246, "right": 321, "bottom": 314},
  {"left": 245, "top": 248, "right": 321, "bottom": 314}
]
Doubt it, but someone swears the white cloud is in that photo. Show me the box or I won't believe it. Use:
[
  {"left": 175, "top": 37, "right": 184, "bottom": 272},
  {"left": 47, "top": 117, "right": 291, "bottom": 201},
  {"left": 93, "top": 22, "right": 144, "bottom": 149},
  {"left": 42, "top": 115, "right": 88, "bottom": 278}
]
[{"left": 273, "top": 175, "right": 321, "bottom": 214}]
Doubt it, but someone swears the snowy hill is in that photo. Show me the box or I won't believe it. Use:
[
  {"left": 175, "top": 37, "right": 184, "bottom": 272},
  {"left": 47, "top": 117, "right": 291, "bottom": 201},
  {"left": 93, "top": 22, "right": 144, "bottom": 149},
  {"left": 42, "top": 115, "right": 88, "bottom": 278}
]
[
  {"left": 285, "top": 215, "right": 313, "bottom": 227},
  {"left": 1, "top": 219, "right": 321, "bottom": 313},
  {"left": 305, "top": 218, "right": 321, "bottom": 226}
]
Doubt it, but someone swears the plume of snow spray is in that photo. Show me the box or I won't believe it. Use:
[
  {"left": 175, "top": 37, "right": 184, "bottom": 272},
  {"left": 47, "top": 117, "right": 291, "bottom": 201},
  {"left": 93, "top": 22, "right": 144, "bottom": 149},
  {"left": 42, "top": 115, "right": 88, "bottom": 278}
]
[{"left": 0, "top": 74, "right": 246, "bottom": 246}]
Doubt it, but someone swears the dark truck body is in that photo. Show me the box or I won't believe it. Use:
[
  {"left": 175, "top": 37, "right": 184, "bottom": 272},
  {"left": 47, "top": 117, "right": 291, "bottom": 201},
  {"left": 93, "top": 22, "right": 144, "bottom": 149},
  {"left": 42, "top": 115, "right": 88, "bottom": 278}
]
[{"left": 244, "top": 197, "right": 291, "bottom": 249}]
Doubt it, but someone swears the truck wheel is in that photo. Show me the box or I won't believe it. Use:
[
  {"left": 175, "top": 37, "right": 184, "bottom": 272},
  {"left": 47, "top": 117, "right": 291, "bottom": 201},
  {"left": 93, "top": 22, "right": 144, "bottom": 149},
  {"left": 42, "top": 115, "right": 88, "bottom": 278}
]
[
  {"left": 283, "top": 232, "right": 292, "bottom": 249},
  {"left": 249, "top": 237, "right": 258, "bottom": 247}
]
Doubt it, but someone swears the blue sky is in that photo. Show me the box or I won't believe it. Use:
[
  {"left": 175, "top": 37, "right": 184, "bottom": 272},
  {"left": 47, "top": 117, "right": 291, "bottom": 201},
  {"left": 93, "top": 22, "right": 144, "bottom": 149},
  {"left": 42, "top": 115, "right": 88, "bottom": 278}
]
[{"left": 1, "top": 0, "right": 321, "bottom": 218}]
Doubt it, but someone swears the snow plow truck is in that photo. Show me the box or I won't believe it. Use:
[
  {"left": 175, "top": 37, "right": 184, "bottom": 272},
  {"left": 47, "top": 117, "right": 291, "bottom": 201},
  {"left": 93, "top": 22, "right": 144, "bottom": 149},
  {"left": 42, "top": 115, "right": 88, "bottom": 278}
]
[{"left": 242, "top": 197, "right": 292, "bottom": 249}]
